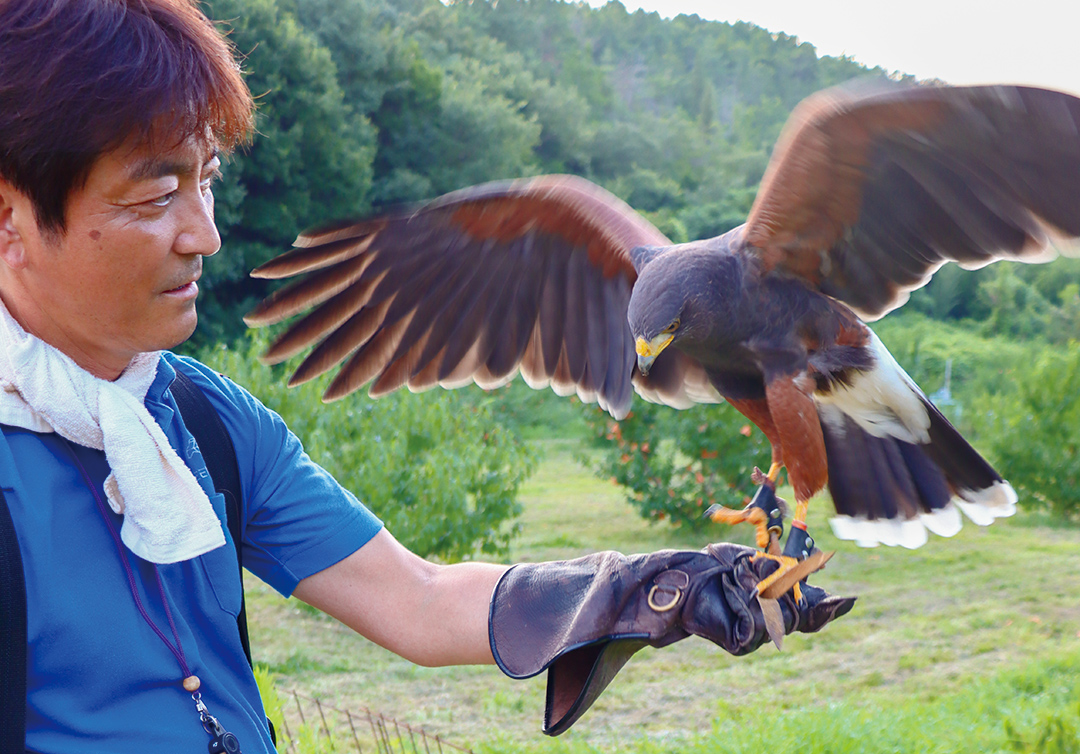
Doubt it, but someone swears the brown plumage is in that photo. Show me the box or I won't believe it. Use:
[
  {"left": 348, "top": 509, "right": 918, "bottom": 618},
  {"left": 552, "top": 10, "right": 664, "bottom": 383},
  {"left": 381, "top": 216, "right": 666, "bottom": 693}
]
[{"left": 245, "top": 81, "right": 1080, "bottom": 549}]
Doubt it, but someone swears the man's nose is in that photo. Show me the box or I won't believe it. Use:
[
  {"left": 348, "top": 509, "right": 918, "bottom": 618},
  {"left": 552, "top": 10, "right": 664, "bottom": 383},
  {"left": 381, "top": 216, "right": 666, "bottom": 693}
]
[{"left": 176, "top": 190, "right": 221, "bottom": 257}]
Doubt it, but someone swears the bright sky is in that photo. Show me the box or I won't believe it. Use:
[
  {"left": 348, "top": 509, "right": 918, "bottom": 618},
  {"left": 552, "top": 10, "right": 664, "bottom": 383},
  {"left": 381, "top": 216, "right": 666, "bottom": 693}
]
[{"left": 586, "top": 0, "right": 1080, "bottom": 95}]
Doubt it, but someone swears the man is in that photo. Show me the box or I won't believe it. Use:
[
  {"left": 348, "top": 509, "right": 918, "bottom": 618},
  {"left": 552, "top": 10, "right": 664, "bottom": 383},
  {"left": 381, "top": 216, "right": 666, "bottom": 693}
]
[{"left": 0, "top": 1, "right": 849, "bottom": 751}]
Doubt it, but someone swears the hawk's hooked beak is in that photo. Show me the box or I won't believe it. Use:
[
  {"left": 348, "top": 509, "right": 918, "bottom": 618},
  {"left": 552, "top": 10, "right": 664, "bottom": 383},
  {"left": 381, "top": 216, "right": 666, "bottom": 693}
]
[{"left": 636, "top": 333, "right": 674, "bottom": 376}]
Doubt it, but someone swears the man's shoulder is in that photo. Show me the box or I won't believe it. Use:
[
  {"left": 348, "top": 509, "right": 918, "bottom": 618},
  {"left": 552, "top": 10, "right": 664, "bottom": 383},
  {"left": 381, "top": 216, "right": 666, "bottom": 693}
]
[
  {"left": 157, "top": 351, "right": 299, "bottom": 460},
  {"left": 159, "top": 351, "right": 270, "bottom": 430},
  {"left": 162, "top": 352, "right": 247, "bottom": 404}
]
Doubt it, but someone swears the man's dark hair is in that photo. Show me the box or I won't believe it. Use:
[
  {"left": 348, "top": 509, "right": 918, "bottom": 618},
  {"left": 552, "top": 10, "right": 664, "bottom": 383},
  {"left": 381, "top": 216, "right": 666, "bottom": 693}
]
[{"left": 0, "top": 0, "right": 254, "bottom": 233}]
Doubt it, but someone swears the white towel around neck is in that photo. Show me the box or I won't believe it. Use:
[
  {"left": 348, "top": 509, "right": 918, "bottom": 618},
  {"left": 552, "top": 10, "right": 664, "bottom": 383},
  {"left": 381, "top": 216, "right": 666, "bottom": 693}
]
[{"left": 0, "top": 300, "right": 225, "bottom": 563}]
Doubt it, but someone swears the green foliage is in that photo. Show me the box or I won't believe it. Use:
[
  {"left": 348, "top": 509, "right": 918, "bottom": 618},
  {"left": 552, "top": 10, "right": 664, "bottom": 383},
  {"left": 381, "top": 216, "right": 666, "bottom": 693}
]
[
  {"left": 909, "top": 257, "right": 1080, "bottom": 341},
  {"left": 253, "top": 665, "right": 288, "bottom": 753},
  {"left": 196, "top": 0, "right": 376, "bottom": 348},
  {"left": 871, "top": 312, "right": 1036, "bottom": 408},
  {"left": 199, "top": 334, "right": 537, "bottom": 560},
  {"left": 255, "top": 665, "right": 348, "bottom": 753},
  {"left": 588, "top": 399, "right": 771, "bottom": 532},
  {"left": 968, "top": 343, "right": 1080, "bottom": 519},
  {"left": 1006, "top": 711, "right": 1080, "bottom": 754},
  {"left": 471, "top": 380, "right": 593, "bottom": 441},
  {"left": 977, "top": 264, "right": 1055, "bottom": 340}
]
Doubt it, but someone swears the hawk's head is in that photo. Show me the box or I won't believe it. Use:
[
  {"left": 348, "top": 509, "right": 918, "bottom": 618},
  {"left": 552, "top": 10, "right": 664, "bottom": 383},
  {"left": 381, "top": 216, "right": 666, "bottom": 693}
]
[{"left": 627, "top": 243, "right": 730, "bottom": 375}]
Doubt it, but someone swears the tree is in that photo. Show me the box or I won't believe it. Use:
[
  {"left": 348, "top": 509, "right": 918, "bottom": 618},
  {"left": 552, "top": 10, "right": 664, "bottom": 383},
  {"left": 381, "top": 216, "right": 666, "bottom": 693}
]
[{"left": 196, "top": 0, "right": 376, "bottom": 347}]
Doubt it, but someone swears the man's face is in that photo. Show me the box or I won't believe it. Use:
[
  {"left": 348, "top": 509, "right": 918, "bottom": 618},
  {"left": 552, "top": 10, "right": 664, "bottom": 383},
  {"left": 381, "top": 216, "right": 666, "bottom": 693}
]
[{"left": 0, "top": 135, "right": 221, "bottom": 378}]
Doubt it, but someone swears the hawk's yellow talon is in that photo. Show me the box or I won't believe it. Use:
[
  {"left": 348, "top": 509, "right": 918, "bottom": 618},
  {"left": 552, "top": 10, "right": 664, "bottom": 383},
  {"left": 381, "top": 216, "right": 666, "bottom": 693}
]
[
  {"left": 755, "top": 550, "right": 834, "bottom": 601},
  {"left": 706, "top": 504, "right": 770, "bottom": 549},
  {"left": 752, "top": 551, "right": 802, "bottom": 599}
]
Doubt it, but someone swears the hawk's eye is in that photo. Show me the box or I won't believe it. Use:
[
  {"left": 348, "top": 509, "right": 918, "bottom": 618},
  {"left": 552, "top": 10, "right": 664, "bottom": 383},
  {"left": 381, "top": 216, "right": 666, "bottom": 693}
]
[{"left": 662, "top": 319, "right": 680, "bottom": 334}]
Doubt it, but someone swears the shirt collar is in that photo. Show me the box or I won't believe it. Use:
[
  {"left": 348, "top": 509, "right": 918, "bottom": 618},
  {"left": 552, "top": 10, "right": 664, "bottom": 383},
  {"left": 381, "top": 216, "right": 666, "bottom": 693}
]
[{"left": 145, "top": 353, "right": 178, "bottom": 408}]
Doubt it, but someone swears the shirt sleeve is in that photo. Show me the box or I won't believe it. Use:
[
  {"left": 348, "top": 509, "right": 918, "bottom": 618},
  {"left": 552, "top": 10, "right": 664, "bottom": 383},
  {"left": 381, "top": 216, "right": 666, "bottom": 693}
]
[{"left": 168, "top": 355, "right": 383, "bottom": 596}]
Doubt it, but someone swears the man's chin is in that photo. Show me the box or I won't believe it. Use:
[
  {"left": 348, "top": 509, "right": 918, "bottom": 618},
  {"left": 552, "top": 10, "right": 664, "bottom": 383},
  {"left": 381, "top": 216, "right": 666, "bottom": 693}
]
[{"left": 153, "top": 309, "right": 199, "bottom": 352}]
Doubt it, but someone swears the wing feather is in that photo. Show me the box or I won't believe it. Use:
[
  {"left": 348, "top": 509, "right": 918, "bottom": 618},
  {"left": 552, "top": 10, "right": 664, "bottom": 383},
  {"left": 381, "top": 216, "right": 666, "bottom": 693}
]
[
  {"left": 744, "top": 82, "right": 1080, "bottom": 320},
  {"left": 519, "top": 325, "right": 550, "bottom": 388},
  {"left": 259, "top": 270, "right": 388, "bottom": 365},
  {"left": 289, "top": 296, "right": 395, "bottom": 387},
  {"left": 325, "top": 310, "right": 416, "bottom": 401},
  {"left": 251, "top": 231, "right": 381, "bottom": 279},
  {"left": 560, "top": 247, "right": 591, "bottom": 386},
  {"left": 582, "top": 262, "right": 609, "bottom": 398},
  {"left": 243, "top": 252, "right": 378, "bottom": 327},
  {"left": 433, "top": 245, "right": 519, "bottom": 382},
  {"left": 370, "top": 326, "right": 434, "bottom": 398},
  {"left": 536, "top": 236, "right": 569, "bottom": 376},
  {"left": 484, "top": 237, "right": 548, "bottom": 378},
  {"left": 600, "top": 274, "right": 635, "bottom": 417}
]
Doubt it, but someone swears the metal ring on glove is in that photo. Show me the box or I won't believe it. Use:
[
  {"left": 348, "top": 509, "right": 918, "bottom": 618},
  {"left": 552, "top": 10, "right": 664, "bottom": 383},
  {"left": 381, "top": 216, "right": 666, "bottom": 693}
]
[{"left": 647, "top": 584, "right": 682, "bottom": 612}]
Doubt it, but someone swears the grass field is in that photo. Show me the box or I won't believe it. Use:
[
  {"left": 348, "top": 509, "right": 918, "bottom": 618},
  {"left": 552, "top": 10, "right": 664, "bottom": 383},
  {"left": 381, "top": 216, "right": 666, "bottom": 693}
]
[{"left": 246, "top": 438, "right": 1080, "bottom": 753}]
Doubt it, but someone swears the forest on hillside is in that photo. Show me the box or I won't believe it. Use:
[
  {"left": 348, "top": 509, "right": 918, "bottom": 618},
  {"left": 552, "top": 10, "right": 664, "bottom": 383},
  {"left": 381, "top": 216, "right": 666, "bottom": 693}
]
[{"left": 192, "top": 0, "right": 1080, "bottom": 555}]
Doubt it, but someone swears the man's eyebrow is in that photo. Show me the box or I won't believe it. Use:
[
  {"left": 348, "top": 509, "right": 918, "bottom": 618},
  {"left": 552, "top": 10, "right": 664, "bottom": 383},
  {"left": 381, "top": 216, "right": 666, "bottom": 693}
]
[{"left": 126, "top": 148, "right": 220, "bottom": 182}]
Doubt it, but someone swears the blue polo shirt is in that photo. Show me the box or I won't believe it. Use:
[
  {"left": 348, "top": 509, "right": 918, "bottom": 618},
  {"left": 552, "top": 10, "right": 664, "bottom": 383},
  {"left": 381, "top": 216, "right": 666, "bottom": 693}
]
[{"left": 2, "top": 353, "right": 383, "bottom": 753}]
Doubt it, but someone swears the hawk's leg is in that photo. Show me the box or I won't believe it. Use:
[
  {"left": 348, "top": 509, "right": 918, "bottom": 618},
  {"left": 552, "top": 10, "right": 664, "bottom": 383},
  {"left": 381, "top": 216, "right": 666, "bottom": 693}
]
[
  {"left": 754, "top": 497, "right": 830, "bottom": 603},
  {"left": 705, "top": 472, "right": 829, "bottom": 604},
  {"left": 764, "top": 460, "right": 783, "bottom": 484},
  {"left": 783, "top": 501, "right": 819, "bottom": 560},
  {"left": 704, "top": 467, "right": 785, "bottom": 551}
]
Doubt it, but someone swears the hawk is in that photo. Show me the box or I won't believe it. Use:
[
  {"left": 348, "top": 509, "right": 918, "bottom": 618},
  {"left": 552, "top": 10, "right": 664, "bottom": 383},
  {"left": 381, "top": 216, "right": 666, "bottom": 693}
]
[{"left": 244, "top": 82, "right": 1080, "bottom": 588}]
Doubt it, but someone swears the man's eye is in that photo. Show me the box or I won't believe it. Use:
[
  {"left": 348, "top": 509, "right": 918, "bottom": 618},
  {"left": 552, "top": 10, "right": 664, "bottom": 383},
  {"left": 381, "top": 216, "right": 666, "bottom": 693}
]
[
  {"left": 149, "top": 192, "right": 176, "bottom": 208},
  {"left": 200, "top": 169, "right": 221, "bottom": 193}
]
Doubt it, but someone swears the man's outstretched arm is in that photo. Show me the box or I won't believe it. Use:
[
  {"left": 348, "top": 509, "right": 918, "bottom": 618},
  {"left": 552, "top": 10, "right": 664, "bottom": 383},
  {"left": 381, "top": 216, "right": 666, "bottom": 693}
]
[
  {"left": 294, "top": 530, "right": 855, "bottom": 736},
  {"left": 292, "top": 528, "right": 508, "bottom": 667}
]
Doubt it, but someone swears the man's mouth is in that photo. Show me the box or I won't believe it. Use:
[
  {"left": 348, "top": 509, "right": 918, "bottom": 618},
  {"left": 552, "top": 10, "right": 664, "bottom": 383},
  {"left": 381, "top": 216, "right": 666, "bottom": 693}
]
[{"left": 163, "top": 280, "right": 199, "bottom": 296}]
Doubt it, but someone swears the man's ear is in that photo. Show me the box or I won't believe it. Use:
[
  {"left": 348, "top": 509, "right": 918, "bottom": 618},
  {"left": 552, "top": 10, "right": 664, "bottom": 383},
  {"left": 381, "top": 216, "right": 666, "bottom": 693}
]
[{"left": 0, "top": 178, "right": 31, "bottom": 270}]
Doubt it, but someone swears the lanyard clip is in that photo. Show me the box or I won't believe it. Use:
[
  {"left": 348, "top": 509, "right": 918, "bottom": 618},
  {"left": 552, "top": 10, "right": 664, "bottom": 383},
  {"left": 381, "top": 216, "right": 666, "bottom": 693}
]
[{"left": 193, "top": 692, "right": 243, "bottom": 753}]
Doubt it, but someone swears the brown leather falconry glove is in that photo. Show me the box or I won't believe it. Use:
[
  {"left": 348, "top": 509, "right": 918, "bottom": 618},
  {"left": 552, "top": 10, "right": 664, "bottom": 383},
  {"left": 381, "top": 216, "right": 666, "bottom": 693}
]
[{"left": 488, "top": 542, "right": 855, "bottom": 736}]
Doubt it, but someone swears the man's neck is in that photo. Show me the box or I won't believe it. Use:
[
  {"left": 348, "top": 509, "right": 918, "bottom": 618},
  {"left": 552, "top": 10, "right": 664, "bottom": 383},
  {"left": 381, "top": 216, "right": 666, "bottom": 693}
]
[{"left": 0, "top": 287, "right": 132, "bottom": 381}]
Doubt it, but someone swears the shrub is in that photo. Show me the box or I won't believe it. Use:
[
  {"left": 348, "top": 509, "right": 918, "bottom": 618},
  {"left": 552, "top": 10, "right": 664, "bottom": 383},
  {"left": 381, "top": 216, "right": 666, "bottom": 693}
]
[
  {"left": 588, "top": 398, "right": 772, "bottom": 532},
  {"left": 199, "top": 333, "right": 537, "bottom": 561},
  {"left": 968, "top": 342, "right": 1080, "bottom": 519}
]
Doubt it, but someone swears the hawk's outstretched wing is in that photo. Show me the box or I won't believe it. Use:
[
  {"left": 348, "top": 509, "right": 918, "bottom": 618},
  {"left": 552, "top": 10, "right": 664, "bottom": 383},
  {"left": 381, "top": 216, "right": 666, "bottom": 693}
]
[
  {"left": 744, "top": 83, "right": 1080, "bottom": 320},
  {"left": 244, "top": 175, "right": 707, "bottom": 418}
]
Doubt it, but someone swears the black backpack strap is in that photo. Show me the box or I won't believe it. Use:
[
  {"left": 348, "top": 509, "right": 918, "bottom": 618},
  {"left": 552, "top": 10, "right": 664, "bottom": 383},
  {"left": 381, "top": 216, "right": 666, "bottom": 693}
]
[
  {"left": 169, "top": 369, "right": 252, "bottom": 667},
  {"left": 0, "top": 485, "right": 28, "bottom": 753},
  {"left": 170, "top": 369, "right": 276, "bottom": 746}
]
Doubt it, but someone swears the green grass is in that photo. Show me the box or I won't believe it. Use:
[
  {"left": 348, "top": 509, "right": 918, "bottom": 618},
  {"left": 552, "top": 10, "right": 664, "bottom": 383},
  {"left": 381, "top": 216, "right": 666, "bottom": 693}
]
[{"left": 246, "top": 438, "right": 1080, "bottom": 752}]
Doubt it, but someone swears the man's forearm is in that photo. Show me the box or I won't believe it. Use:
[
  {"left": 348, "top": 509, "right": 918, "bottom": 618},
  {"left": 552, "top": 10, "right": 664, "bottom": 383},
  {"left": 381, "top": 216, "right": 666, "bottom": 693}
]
[{"left": 293, "top": 528, "right": 509, "bottom": 667}]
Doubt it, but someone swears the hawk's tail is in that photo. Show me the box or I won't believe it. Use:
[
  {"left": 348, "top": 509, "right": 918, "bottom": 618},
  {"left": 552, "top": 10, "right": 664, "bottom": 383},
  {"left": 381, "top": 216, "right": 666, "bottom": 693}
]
[{"left": 817, "top": 376, "right": 1016, "bottom": 549}]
